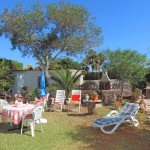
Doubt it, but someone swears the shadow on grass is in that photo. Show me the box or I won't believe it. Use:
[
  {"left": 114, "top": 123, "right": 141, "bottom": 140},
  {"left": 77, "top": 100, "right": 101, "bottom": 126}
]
[
  {"left": 0, "top": 121, "right": 43, "bottom": 137},
  {"left": 67, "top": 113, "right": 88, "bottom": 117},
  {"left": 0, "top": 122, "right": 22, "bottom": 134},
  {"left": 144, "top": 120, "right": 150, "bottom": 125},
  {"left": 45, "top": 109, "right": 68, "bottom": 113},
  {"left": 66, "top": 123, "right": 150, "bottom": 150},
  {"left": 45, "top": 107, "right": 69, "bottom": 113}
]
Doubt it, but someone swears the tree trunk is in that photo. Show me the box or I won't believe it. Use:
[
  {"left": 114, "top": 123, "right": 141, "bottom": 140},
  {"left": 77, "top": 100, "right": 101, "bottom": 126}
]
[
  {"left": 120, "top": 82, "right": 124, "bottom": 97},
  {"left": 45, "top": 55, "right": 51, "bottom": 86}
]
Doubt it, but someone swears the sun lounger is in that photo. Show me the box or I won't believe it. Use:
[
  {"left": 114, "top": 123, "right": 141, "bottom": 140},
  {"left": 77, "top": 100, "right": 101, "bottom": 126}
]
[{"left": 92, "top": 102, "right": 140, "bottom": 134}]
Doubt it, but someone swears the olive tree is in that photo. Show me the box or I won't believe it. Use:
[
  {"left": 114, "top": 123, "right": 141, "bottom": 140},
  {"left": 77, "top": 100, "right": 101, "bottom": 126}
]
[{"left": 0, "top": 1, "right": 103, "bottom": 85}]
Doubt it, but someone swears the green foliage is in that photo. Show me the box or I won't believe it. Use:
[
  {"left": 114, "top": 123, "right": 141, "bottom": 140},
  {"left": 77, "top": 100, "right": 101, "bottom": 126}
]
[
  {"left": 0, "top": 59, "right": 15, "bottom": 91},
  {"left": 29, "top": 88, "right": 40, "bottom": 98},
  {"left": 91, "top": 91, "right": 98, "bottom": 96},
  {"left": 103, "top": 49, "right": 147, "bottom": 95},
  {"left": 49, "top": 69, "right": 86, "bottom": 98},
  {"left": 11, "top": 60, "right": 23, "bottom": 70},
  {"left": 0, "top": 58, "right": 23, "bottom": 70},
  {"left": 47, "top": 2, "right": 103, "bottom": 54},
  {"left": 0, "top": 1, "right": 103, "bottom": 86},
  {"left": 82, "top": 50, "right": 105, "bottom": 72},
  {"left": 81, "top": 80, "right": 98, "bottom": 90},
  {"left": 50, "top": 58, "right": 82, "bottom": 70}
]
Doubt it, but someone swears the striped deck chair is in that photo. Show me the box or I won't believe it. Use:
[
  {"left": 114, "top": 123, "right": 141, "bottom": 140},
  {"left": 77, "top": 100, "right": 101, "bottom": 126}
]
[
  {"left": 67, "top": 90, "right": 81, "bottom": 113},
  {"left": 92, "top": 102, "right": 140, "bottom": 134}
]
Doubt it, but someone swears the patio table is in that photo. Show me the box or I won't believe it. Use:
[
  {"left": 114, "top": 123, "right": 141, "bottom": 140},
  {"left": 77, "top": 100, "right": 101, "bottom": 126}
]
[{"left": 2, "top": 104, "right": 35, "bottom": 131}]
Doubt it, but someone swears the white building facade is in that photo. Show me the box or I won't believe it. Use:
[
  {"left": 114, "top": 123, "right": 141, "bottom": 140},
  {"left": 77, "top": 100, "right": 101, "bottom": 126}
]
[{"left": 12, "top": 70, "right": 84, "bottom": 94}]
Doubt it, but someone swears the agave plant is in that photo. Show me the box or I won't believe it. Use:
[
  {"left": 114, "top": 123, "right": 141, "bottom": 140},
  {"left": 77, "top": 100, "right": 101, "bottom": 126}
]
[{"left": 49, "top": 69, "right": 86, "bottom": 98}]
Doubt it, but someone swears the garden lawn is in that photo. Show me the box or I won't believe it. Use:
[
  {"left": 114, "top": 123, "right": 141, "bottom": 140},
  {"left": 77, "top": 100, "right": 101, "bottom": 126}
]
[{"left": 0, "top": 106, "right": 150, "bottom": 150}]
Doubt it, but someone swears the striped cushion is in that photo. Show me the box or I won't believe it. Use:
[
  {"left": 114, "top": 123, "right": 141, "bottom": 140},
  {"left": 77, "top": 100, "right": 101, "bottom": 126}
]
[
  {"left": 93, "top": 116, "right": 122, "bottom": 126},
  {"left": 119, "top": 102, "right": 139, "bottom": 117},
  {"left": 93, "top": 102, "right": 139, "bottom": 126}
]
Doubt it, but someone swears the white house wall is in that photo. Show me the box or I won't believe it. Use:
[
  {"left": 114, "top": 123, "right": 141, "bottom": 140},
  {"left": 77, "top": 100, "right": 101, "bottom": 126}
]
[
  {"left": 12, "top": 71, "right": 41, "bottom": 94},
  {"left": 12, "top": 70, "right": 83, "bottom": 94}
]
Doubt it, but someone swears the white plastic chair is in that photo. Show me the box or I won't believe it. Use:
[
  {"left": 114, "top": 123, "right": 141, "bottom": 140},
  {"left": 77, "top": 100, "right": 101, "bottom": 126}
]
[
  {"left": 43, "top": 93, "right": 49, "bottom": 110},
  {"left": 35, "top": 93, "right": 49, "bottom": 111},
  {"left": 50, "top": 90, "right": 65, "bottom": 112},
  {"left": 67, "top": 90, "right": 81, "bottom": 113},
  {"left": 21, "top": 106, "right": 43, "bottom": 137},
  {"left": 92, "top": 102, "right": 140, "bottom": 134}
]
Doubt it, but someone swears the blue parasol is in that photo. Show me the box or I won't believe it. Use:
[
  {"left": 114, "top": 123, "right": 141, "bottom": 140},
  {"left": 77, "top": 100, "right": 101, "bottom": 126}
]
[{"left": 39, "top": 69, "right": 47, "bottom": 97}]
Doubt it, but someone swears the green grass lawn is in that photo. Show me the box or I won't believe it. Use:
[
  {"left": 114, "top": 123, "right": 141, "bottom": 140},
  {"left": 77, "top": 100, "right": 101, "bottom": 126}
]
[{"left": 0, "top": 106, "right": 150, "bottom": 150}]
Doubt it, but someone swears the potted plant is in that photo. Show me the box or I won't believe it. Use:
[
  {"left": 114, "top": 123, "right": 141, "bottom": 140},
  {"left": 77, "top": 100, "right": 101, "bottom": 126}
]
[
  {"left": 91, "top": 91, "right": 99, "bottom": 101},
  {"left": 29, "top": 88, "right": 40, "bottom": 101},
  {"left": 113, "top": 101, "right": 122, "bottom": 110},
  {"left": 84, "top": 93, "right": 90, "bottom": 101}
]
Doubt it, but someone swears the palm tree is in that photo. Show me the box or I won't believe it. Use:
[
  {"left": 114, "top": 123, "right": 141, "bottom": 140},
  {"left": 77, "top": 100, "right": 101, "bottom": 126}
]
[
  {"left": 82, "top": 50, "right": 105, "bottom": 72},
  {"left": 49, "top": 69, "right": 86, "bottom": 98},
  {"left": 95, "top": 53, "right": 105, "bottom": 72}
]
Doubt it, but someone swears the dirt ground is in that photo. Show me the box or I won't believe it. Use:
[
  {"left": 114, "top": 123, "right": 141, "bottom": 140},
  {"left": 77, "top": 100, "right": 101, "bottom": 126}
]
[{"left": 75, "top": 106, "right": 150, "bottom": 150}]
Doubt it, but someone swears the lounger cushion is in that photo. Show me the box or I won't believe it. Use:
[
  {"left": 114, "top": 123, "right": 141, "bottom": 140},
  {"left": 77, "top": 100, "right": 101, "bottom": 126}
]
[
  {"left": 72, "top": 95, "right": 80, "bottom": 102},
  {"left": 93, "top": 116, "right": 123, "bottom": 126},
  {"left": 92, "top": 102, "right": 140, "bottom": 134}
]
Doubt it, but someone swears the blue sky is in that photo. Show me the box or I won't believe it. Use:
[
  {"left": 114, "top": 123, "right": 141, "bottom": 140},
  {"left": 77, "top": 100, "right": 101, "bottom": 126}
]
[{"left": 0, "top": 0, "right": 150, "bottom": 68}]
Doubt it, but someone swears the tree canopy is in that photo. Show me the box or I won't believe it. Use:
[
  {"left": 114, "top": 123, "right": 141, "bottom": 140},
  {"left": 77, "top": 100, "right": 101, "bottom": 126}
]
[
  {"left": 0, "top": 58, "right": 23, "bottom": 70},
  {"left": 82, "top": 50, "right": 104, "bottom": 72},
  {"left": 0, "top": 59, "right": 15, "bottom": 91},
  {"left": 103, "top": 49, "right": 148, "bottom": 96},
  {"left": 0, "top": 1, "right": 103, "bottom": 85},
  {"left": 50, "top": 58, "right": 82, "bottom": 70}
]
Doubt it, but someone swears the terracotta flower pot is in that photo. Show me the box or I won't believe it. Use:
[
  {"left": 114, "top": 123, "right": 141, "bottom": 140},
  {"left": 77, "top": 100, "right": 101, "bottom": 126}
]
[{"left": 92, "top": 95, "right": 99, "bottom": 101}]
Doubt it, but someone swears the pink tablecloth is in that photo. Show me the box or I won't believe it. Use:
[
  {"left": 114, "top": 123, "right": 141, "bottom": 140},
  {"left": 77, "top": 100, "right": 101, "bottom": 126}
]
[{"left": 2, "top": 104, "right": 35, "bottom": 125}]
